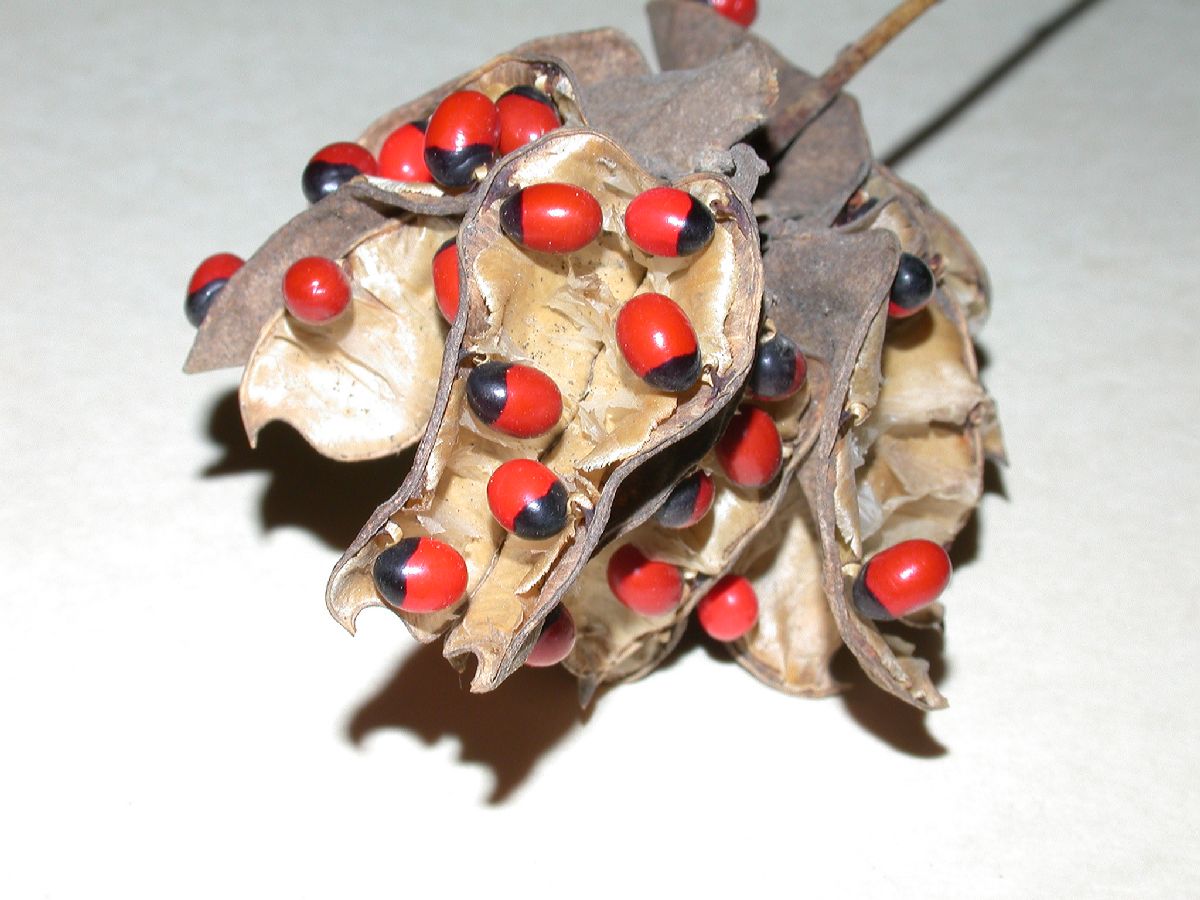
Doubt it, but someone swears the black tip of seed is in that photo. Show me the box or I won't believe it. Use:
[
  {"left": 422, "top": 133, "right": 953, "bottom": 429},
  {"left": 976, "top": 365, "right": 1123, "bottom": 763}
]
[
  {"left": 644, "top": 352, "right": 702, "bottom": 393},
  {"left": 373, "top": 537, "right": 421, "bottom": 609},
  {"left": 466, "top": 361, "right": 511, "bottom": 426},
  {"left": 749, "top": 333, "right": 800, "bottom": 400},
  {"left": 677, "top": 196, "right": 716, "bottom": 256},
  {"left": 499, "top": 191, "right": 525, "bottom": 245},
  {"left": 424, "top": 144, "right": 494, "bottom": 188},
  {"left": 302, "top": 161, "right": 363, "bottom": 204},
  {"left": 655, "top": 472, "right": 704, "bottom": 529},
  {"left": 851, "top": 571, "right": 893, "bottom": 621},
  {"left": 512, "top": 480, "right": 569, "bottom": 540},
  {"left": 891, "top": 252, "right": 935, "bottom": 311},
  {"left": 185, "top": 279, "right": 227, "bottom": 327}
]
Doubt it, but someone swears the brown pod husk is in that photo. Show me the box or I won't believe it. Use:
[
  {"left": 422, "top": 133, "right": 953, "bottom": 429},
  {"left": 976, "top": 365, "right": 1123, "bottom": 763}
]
[
  {"left": 512, "top": 28, "right": 652, "bottom": 87},
  {"left": 326, "top": 129, "right": 763, "bottom": 692},
  {"left": 185, "top": 51, "right": 593, "bottom": 375},
  {"left": 647, "top": 0, "right": 872, "bottom": 229},
  {"left": 238, "top": 215, "right": 459, "bottom": 461}
]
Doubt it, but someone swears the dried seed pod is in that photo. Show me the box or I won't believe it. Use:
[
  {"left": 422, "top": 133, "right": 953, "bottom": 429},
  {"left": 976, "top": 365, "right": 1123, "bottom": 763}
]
[{"left": 326, "top": 129, "right": 763, "bottom": 692}]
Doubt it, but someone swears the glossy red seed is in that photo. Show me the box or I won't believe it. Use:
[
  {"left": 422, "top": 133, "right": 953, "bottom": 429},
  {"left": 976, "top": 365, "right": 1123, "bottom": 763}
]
[
  {"left": 185, "top": 253, "right": 244, "bottom": 327},
  {"left": 487, "top": 459, "right": 569, "bottom": 540},
  {"left": 624, "top": 186, "right": 716, "bottom": 257},
  {"left": 525, "top": 605, "right": 576, "bottom": 667},
  {"left": 654, "top": 469, "right": 716, "bottom": 529},
  {"left": 606, "top": 545, "right": 683, "bottom": 616},
  {"left": 282, "top": 256, "right": 351, "bottom": 325},
  {"left": 615, "top": 292, "right": 702, "bottom": 392},
  {"left": 696, "top": 574, "right": 759, "bottom": 641},
  {"left": 302, "top": 142, "right": 378, "bottom": 203},
  {"left": 466, "top": 361, "right": 563, "bottom": 438},
  {"left": 853, "top": 539, "right": 951, "bottom": 621},
  {"left": 716, "top": 406, "right": 782, "bottom": 487},
  {"left": 496, "top": 85, "right": 561, "bottom": 155},
  {"left": 704, "top": 0, "right": 757, "bottom": 28},
  {"left": 431, "top": 237, "right": 460, "bottom": 324},
  {"left": 423, "top": 90, "right": 500, "bottom": 188},
  {"left": 372, "top": 536, "right": 468, "bottom": 613},
  {"left": 378, "top": 121, "right": 433, "bottom": 183},
  {"left": 499, "top": 182, "right": 603, "bottom": 254}
]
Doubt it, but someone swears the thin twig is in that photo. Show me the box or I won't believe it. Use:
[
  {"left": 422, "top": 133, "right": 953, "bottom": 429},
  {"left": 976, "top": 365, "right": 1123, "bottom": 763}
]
[{"left": 770, "top": 0, "right": 941, "bottom": 158}]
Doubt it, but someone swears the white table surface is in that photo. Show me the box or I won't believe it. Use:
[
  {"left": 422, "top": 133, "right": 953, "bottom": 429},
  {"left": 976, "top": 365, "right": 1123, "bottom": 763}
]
[{"left": 3, "top": 1, "right": 1198, "bottom": 896}]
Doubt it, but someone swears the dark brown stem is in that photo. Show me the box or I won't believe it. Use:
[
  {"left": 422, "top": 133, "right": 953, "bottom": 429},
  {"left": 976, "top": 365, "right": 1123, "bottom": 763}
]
[{"left": 770, "top": 0, "right": 941, "bottom": 158}]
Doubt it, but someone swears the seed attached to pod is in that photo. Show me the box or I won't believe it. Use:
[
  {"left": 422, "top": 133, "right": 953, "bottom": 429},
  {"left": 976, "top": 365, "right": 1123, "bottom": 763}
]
[
  {"left": 654, "top": 469, "right": 716, "bottom": 529},
  {"left": 378, "top": 120, "right": 433, "bottom": 183},
  {"left": 606, "top": 545, "right": 684, "bottom": 616},
  {"left": 496, "top": 85, "right": 562, "bottom": 155},
  {"left": 373, "top": 537, "right": 469, "bottom": 613},
  {"left": 282, "top": 256, "right": 351, "bottom": 325},
  {"left": 747, "top": 332, "right": 808, "bottom": 401},
  {"left": 716, "top": 406, "right": 782, "bottom": 487},
  {"left": 624, "top": 186, "right": 715, "bottom": 257},
  {"left": 185, "top": 252, "right": 243, "bottom": 327},
  {"left": 525, "top": 604, "right": 576, "bottom": 668},
  {"left": 431, "top": 237, "right": 460, "bottom": 324},
  {"left": 696, "top": 574, "right": 759, "bottom": 641},
  {"left": 423, "top": 90, "right": 500, "bottom": 188},
  {"left": 615, "top": 292, "right": 702, "bottom": 392},
  {"left": 499, "top": 182, "right": 603, "bottom": 254},
  {"left": 889, "top": 252, "right": 935, "bottom": 319},
  {"left": 852, "top": 539, "right": 951, "bottom": 621},
  {"left": 301, "top": 142, "right": 378, "bottom": 204},
  {"left": 701, "top": 0, "right": 758, "bottom": 27},
  {"left": 487, "top": 459, "right": 570, "bottom": 540},
  {"left": 467, "top": 361, "right": 563, "bottom": 439}
]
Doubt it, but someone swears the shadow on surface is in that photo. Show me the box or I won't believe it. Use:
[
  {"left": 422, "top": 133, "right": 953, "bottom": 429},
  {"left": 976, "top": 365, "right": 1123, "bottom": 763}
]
[
  {"left": 346, "top": 643, "right": 588, "bottom": 804},
  {"left": 201, "top": 389, "right": 414, "bottom": 550},
  {"left": 884, "top": 0, "right": 1107, "bottom": 167},
  {"left": 832, "top": 623, "right": 949, "bottom": 757}
]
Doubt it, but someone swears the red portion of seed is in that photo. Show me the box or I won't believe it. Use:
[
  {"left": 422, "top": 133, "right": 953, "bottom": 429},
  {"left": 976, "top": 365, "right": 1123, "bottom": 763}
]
[
  {"left": 282, "top": 256, "right": 351, "bottom": 325},
  {"left": 606, "top": 545, "right": 684, "bottom": 616},
  {"left": 378, "top": 121, "right": 433, "bottom": 182},
  {"left": 696, "top": 574, "right": 759, "bottom": 641},
  {"left": 855, "top": 539, "right": 952, "bottom": 620},
  {"left": 423, "top": 90, "right": 500, "bottom": 188},
  {"left": 373, "top": 536, "right": 469, "bottom": 613},
  {"left": 431, "top": 237, "right": 460, "bottom": 324},
  {"left": 496, "top": 86, "right": 561, "bottom": 155},
  {"left": 187, "top": 253, "right": 243, "bottom": 296},
  {"left": 624, "top": 186, "right": 715, "bottom": 257},
  {"left": 705, "top": 0, "right": 757, "bottom": 28},
  {"left": 525, "top": 605, "right": 576, "bottom": 667},
  {"left": 309, "top": 141, "right": 378, "bottom": 172},
  {"left": 486, "top": 459, "right": 569, "bottom": 539},
  {"left": 499, "top": 182, "right": 603, "bottom": 254},
  {"left": 615, "top": 292, "right": 702, "bottom": 392},
  {"left": 716, "top": 406, "right": 782, "bottom": 487}
]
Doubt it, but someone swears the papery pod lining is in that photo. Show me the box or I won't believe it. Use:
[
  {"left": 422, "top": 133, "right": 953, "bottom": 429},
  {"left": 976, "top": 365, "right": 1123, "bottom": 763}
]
[{"left": 326, "top": 129, "right": 762, "bottom": 693}]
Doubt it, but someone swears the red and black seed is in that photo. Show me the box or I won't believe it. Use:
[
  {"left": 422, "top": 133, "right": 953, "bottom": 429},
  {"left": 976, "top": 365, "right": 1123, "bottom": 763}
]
[
  {"left": 496, "top": 85, "right": 562, "bottom": 155},
  {"left": 747, "top": 332, "right": 808, "bottom": 401},
  {"left": 378, "top": 120, "right": 433, "bottom": 183},
  {"left": 185, "top": 252, "right": 243, "bottom": 327},
  {"left": 889, "top": 252, "right": 935, "bottom": 318},
  {"left": 372, "top": 536, "right": 469, "bottom": 613},
  {"left": 301, "top": 142, "right": 378, "bottom": 204},
  {"left": 423, "top": 90, "right": 500, "bottom": 189},
  {"left": 654, "top": 469, "right": 716, "bottom": 529},
  {"left": 466, "top": 361, "right": 563, "bottom": 439},
  {"left": 499, "top": 182, "right": 603, "bottom": 254},
  {"left": 615, "top": 292, "right": 702, "bottom": 392},
  {"left": 624, "top": 186, "right": 716, "bottom": 257},
  {"left": 431, "top": 237, "right": 460, "bottom": 324},
  {"left": 525, "top": 604, "right": 576, "bottom": 667},
  {"left": 487, "top": 459, "right": 570, "bottom": 540}
]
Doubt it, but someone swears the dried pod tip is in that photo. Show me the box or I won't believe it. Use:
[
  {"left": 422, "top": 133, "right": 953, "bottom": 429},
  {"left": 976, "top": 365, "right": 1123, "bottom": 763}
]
[
  {"left": 378, "top": 120, "right": 432, "bottom": 183},
  {"left": 282, "top": 257, "right": 351, "bottom": 325},
  {"left": 302, "top": 142, "right": 378, "bottom": 204},
  {"left": 615, "top": 292, "right": 702, "bottom": 392},
  {"left": 888, "top": 252, "right": 935, "bottom": 319},
  {"left": 487, "top": 459, "right": 570, "bottom": 540},
  {"left": 424, "top": 90, "right": 500, "bottom": 188},
  {"left": 607, "top": 545, "right": 684, "bottom": 617},
  {"left": 852, "top": 539, "right": 951, "bottom": 621},
  {"left": 697, "top": 574, "right": 760, "bottom": 641},
  {"left": 715, "top": 406, "right": 783, "bottom": 488},
  {"left": 373, "top": 537, "right": 469, "bottom": 614},
  {"left": 499, "top": 183, "right": 603, "bottom": 254},
  {"left": 624, "top": 187, "right": 715, "bottom": 258},
  {"left": 525, "top": 605, "right": 576, "bottom": 668},
  {"left": 185, "top": 252, "right": 243, "bottom": 327}
]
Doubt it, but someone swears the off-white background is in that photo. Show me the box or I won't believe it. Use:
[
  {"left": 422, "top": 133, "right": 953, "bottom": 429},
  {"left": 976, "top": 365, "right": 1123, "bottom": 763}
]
[{"left": 2, "top": 1, "right": 1197, "bottom": 896}]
